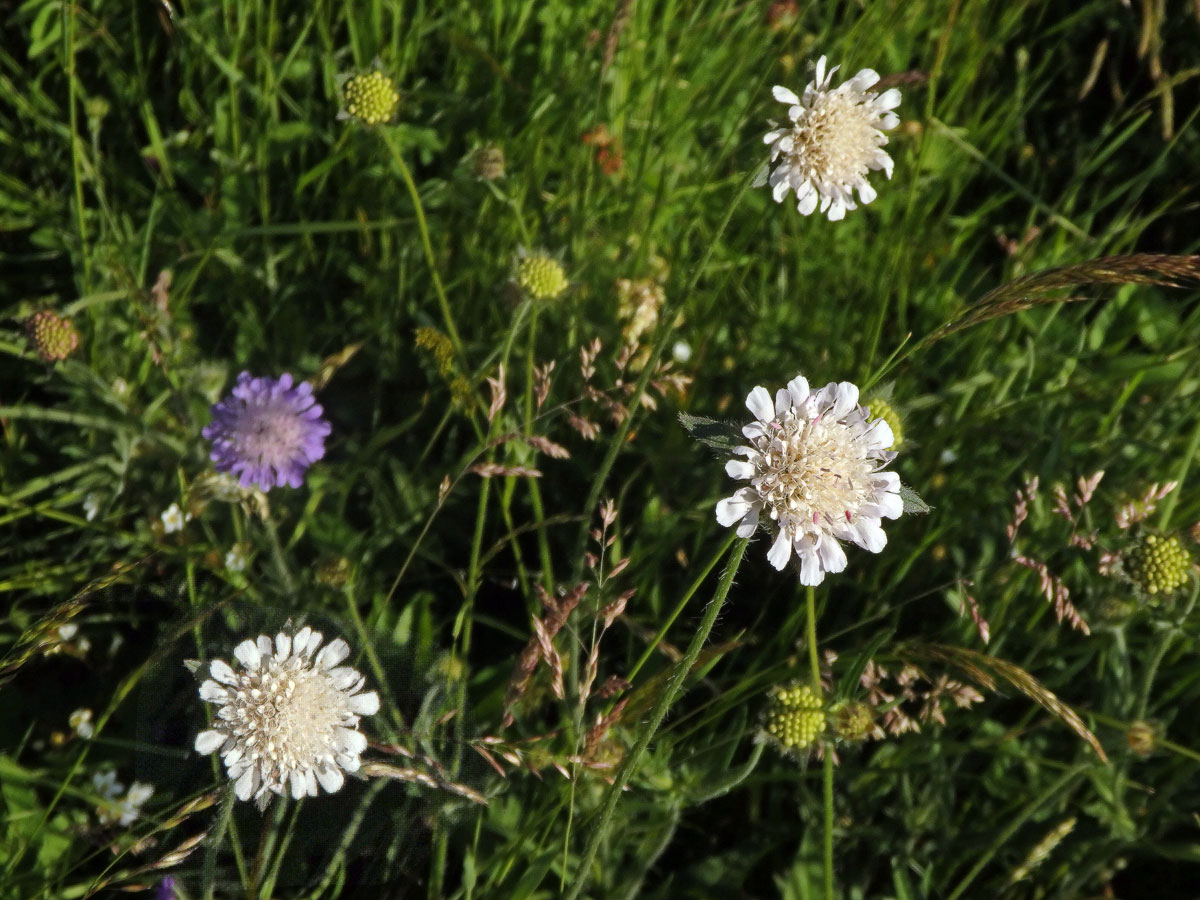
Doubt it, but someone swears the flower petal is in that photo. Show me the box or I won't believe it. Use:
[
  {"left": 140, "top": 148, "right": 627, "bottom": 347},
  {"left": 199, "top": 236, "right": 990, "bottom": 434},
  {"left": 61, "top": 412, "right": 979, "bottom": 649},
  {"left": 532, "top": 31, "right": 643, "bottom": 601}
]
[
  {"left": 195, "top": 730, "right": 226, "bottom": 755},
  {"left": 766, "top": 528, "right": 793, "bottom": 570},
  {"left": 772, "top": 85, "right": 801, "bottom": 106},
  {"left": 745, "top": 386, "right": 775, "bottom": 423}
]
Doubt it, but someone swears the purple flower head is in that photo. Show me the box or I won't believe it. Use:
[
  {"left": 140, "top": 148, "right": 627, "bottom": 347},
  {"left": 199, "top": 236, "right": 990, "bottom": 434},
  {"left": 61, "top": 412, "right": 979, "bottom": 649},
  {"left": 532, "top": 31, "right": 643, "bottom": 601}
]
[
  {"left": 155, "top": 877, "right": 177, "bottom": 900},
  {"left": 202, "top": 372, "right": 331, "bottom": 491}
]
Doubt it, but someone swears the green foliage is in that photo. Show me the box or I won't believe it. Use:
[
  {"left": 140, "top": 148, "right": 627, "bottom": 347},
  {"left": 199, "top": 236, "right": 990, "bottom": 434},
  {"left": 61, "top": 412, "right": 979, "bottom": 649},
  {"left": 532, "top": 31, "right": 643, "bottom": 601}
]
[{"left": 3, "top": 0, "right": 1200, "bottom": 898}]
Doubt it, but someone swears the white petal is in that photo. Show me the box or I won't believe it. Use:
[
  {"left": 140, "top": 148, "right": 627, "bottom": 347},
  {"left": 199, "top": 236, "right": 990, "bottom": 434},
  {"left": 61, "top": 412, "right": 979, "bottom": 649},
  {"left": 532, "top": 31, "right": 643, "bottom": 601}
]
[
  {"left": 199, "top": 680, "right": 228, "bottom": 703},
  {"left": 863, "top": 418, "right": 893, "bottom": 449},
  {"left": 348, "top": 690, "right": 380, "bottom": 715},
  {"left": 716, "top": 495, "right": 752, "bottom": 527},
  {"left": 816, "top": 534, "right": 848, "bottom": 574},
  {"left": 873, "top": 471, "right": 901, "bottom": 492},
  {"left": 256, "top": 635, "right": 273, "bottom": 658},
  {"left": 798, "top": 544, "right": 825, "bottom": 586},
  {"left": 725, "top": 459, "right": 756, "bottom": 480},
  {"left": 317, "top": 638, "right": 350, "bottom": 669},
  {"left": 209, "top": 659, "right": 237, "bottom": 685},
  {"left": 772, "top": 85, "right": 801, "bottom": 106},
  {"left": 772, "top": 176, "right": 791, "bottom": 203},
  {"left": 766, "top": 528, "right": 793, "bottom": 571},
  {"left": 338, "top": 728, "right": 368, "bottom": 756},
  {"left": 223, "top": 746, "right": 244, "bottom": 767},
  {"left": 233, "top": 640, "right": 261, "bottom": 671},
  {"left": 826, "top": 200, "right": 846, "bottom": 221},
  {"left": 275, "top": 632, "right": 293, "bottom": 660},
  {"left": 735, "top": 503, "right": 761, "bottom": 538},
  {"left": 827, "top": 382, "right": 860, "bottom": 419},
  {"left": 742, "top": 422, "right": 767, "bottom": 440},
  {"left": 328, "top": 666, "right": 362, "bottom": 691},
  {"left": 303, "top": 630, "right": 325, "bottom": 657},
  {"left": 304, "top": 770, "right": 319, "bottom": 796},
  {"left": 774, "top": 388, "right": 793, "bottom": 418},
  {"left": 876, "top": 88, "right": 902, "bottom": 110},
  {"left": 850, "top": 519, "right": 888, "bottom": 553},
  {"left": 195, "top": 730, "right": 226, "bottom": 754},
  {"left": 292, "top": 626, "right": 312, "bottom": 652},
  {"left": 849, "top": 68, "right": 880, "bottom": 91},
  {"left": 857, "top": 181, "right": 877, "bottom": 205},
  {"left": 786, "top": 376, "right": 810, "bottom": 409},
  {"left": 813, "top": 56, "right": 827, "bottom": 86},
  {"left": 234, "top": 768, "right": 257, "bottom": 801},
  {"left": 861, "top": 492, "right": 903, "bottom": 519},
  {"left": 797, "top": 187, "right": 819, "bottom": 216},
  {"left": 315, "top": 766, "right": 345, "bottom": 794},
  {"left": 290, "top": 771, "right": 307, "bottom": 799},
  {"left": 338, "top": 753, "right": 362, "bottom": 773},
  {"left": 745, "top": 386, "right": 775, "bottom": 423}
]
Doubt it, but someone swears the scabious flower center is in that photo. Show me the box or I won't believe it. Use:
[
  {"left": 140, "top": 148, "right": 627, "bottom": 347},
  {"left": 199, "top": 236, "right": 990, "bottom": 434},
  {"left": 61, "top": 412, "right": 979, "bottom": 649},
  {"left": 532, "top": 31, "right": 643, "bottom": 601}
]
[
  {"left": 756, "top": 414, "right": 875, "bottom": 526},
  {"left": 237, "top": 406, "right": 305, "bottom": 465},
  {"left": 231, "top": 658, "right": 346, "bottom": 778},
  {"left": 788, "top": 91, "right": 880, "bottom": 187}
]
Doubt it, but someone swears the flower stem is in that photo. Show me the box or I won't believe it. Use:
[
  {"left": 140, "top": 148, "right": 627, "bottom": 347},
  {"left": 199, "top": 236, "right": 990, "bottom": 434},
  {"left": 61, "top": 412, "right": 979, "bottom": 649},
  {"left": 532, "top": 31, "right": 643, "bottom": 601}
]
[
  {"left": 563, "top": 537, "right": 747, "bottom": 900},
  {"left": 379, "top": 130, "right": 465, "bottom": 364},
  {"left": 805, "top": 586, "right": 833, "bottom": 900}
]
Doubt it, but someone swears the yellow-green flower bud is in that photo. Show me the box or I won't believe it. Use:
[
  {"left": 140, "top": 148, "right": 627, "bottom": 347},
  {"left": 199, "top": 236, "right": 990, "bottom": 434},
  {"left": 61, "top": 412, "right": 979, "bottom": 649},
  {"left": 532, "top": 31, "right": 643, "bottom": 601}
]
[
  {"left": 470, "top": 145, "right": 506, "bottom": 180},
  {"left": 764, "top": 682, "right": 825, "bottom": 751},
  {"left": 341, "top": 70, "right": 400, "bottom": 126},
  {"left": 831, "top": 700, "right": 876, "bottom": 742},
  {"left": 1124, "top": 533, "right": 1191, "bottom": 596},
  {"left": 26, "top": 310, "right": 79, "bottom": 362},
  {"left": 516, "top": 254, "right": 569, "bottom": 301},
  {"left": 1125, "top": 720, "right": 1159, "bottom": 757}
]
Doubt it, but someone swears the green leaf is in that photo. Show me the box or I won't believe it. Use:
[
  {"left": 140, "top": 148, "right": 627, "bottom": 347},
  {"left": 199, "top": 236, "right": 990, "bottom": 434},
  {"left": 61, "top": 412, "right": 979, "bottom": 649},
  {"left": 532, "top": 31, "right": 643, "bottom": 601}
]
[
  {"left": 678, "top": 412, "right": 742, "bottom": 454},
  {"left": 899, "top": 484, "right": 931, "bottom": 515}
]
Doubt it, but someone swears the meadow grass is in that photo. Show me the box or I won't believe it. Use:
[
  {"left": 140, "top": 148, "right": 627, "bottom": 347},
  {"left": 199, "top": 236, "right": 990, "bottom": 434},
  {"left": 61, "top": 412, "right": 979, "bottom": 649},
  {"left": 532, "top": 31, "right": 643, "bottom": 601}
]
[{"left": 3, "top": 0, "right": 1200, "bottom": 897}]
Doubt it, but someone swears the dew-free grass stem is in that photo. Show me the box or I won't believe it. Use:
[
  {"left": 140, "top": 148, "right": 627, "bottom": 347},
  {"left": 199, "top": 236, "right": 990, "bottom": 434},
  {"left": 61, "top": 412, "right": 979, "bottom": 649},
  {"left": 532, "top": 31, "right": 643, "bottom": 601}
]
[
  {"left": 805, "top": 586, "right": 833, "bottom": 900},
  {"left": 563, "top": 537, "right": 747, "bottom": 900}
]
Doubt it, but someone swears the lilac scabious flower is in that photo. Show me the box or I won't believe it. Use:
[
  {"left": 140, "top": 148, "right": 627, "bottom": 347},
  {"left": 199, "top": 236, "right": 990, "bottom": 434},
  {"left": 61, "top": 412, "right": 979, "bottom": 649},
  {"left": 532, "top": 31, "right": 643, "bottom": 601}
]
[{"left": 202, "top": 372, "right": 331, "bottom": 491}]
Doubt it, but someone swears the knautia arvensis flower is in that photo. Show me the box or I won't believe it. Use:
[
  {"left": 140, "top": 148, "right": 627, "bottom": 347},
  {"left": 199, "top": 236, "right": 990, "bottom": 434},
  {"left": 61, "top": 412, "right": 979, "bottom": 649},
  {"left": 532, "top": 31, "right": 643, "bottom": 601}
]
[
  {"left": 763, "top": 682, "right": 825, "bottom": 752},
  {"left": 26, "top": 310, "right": 79, "bottom": 361},
  {"left": 515, "top": 249, "right": 569, "bottom": 301},
  {"left": 338, "top": 69, "right": 400, "bottom": 126},
  {"left": 716, "top": 377, "right": 903, "bottom": 584},
  {"left": 194, "top": 627, "right": 380, "bottom": 802},
  {"left": 203, "top": 372, "right": 331, "bottom": 491},
  {"left": 763, "top": 56, "right": 901, "bottom": 220}
]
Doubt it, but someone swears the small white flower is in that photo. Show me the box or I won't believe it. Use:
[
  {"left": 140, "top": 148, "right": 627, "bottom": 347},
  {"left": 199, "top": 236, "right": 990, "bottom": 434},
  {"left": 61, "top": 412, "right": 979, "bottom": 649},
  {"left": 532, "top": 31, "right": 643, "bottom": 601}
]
[
  {"left": 83, "top": 493, "right": 101, "bottom": 522},
  {"left": 160, "top": 502, "right": 192, "bottom": 534},
  {"left": 224, "top": 544, "right": 249, "bottom": 573},
  {"left": 57, "top": 623, "right": 79, "bottom": 641},
  {"left": 672, "top": 340, "right": 693, "bottom": 364},
  {"left": 69, "top": 708, "right": 94, "bottom": 739},
  {"left": 763, "top": 56, "right": 901, "bottom": 221},
  {"left": 194, "top": 627, "right": 380, "bottom": 803},
  {"left": 716, "top": 376, "right": 903, "bottom": 584},
  {"left": 92, "top": 771, "right": 153, "bottom": 826}
]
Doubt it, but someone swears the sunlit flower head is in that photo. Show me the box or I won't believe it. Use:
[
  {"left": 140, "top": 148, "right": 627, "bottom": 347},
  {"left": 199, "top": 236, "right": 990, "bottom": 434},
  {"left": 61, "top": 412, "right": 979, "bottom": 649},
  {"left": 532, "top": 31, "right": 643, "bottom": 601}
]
[
  {"left": 515, "top": 249, "right": 569, "bottom": 301},
  {"left": 203, "top": 373, "right": 331, "bottom": 491},
  {"left": 716, "top": 377, "right": 902, "bottom": 584},
  {"left": 26, "top": 310, "right": 79, "bottom": 361},
  {"left": 338, "top": 69, "right": 400, "bottom": 126},
  {"left": 194, "top": 627, "right": 380, "bottom": 803},
  {"left": 763, "top": 56, "right": 900, "bottom": 221}
]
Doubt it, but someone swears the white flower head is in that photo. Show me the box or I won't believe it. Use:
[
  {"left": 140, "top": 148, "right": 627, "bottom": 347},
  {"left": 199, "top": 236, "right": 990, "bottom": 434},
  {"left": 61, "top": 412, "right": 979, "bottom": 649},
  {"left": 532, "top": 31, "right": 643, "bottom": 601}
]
[
  {"left": 224, "top": 544, "right": 249, "bottom": 573},
  {"left": 160, "top": 502, "right": 192, "bottom": 534},
  {"left": 92, "top": 771, "right": 154, "bottom": 826},
  {"left": 194, "top": 627, "right": 380, "bottom": 804},
  {"left": 763, "top": 56, "right": 901, "bottom": 221},
  {"left": 716, "top": 376, "right": 903, "bottom": 584}
]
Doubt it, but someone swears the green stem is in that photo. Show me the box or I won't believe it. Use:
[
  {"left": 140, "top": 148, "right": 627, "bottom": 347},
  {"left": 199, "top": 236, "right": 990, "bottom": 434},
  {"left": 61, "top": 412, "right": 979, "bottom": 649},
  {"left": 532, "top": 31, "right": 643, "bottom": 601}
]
[
  {"left": 379, "top": 130, "right": 465, "bottom": 362},
  {"left": 563, "top": 537, "right": 748, "bottom": 900},
  {"left": 805, "top": 586, "right": 833, "bottom": 900}
]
